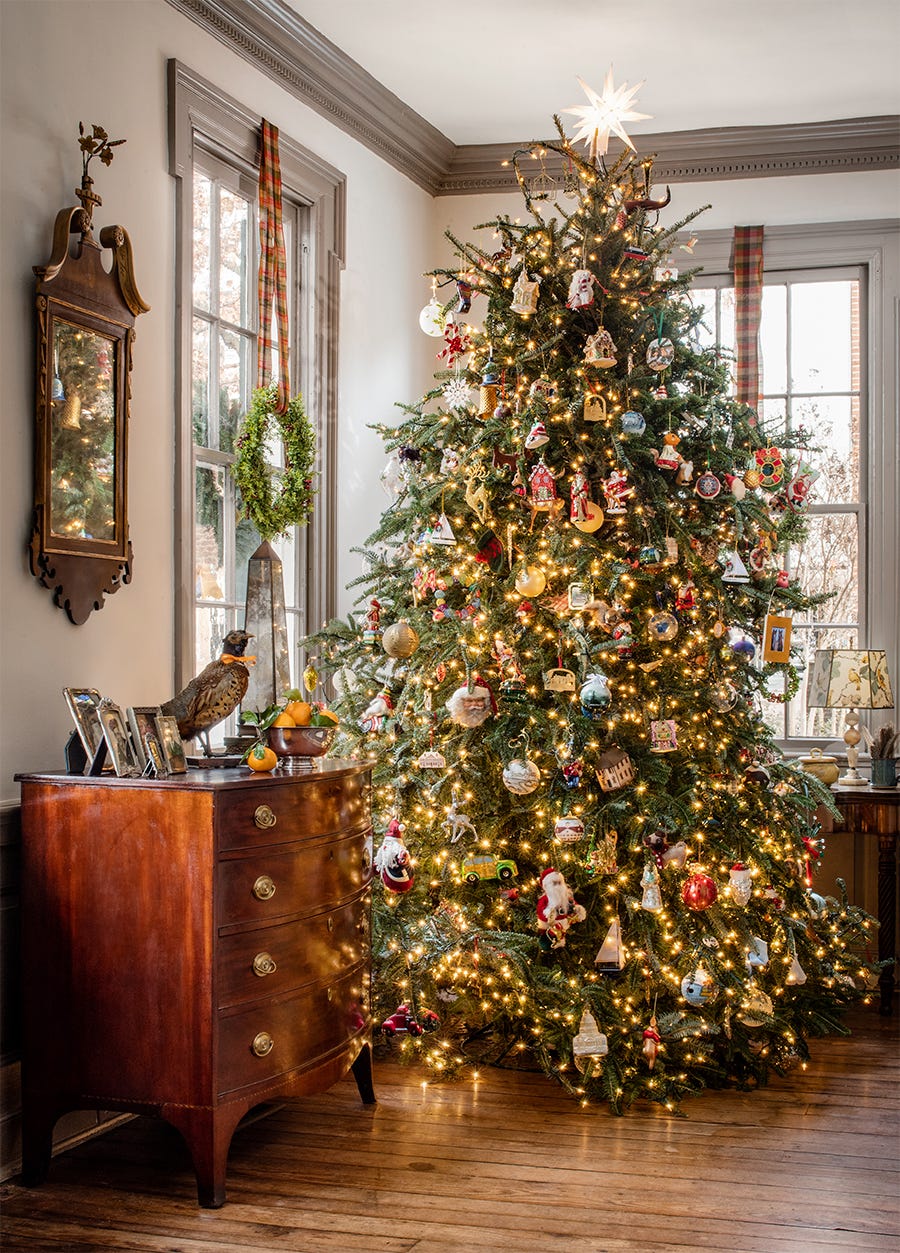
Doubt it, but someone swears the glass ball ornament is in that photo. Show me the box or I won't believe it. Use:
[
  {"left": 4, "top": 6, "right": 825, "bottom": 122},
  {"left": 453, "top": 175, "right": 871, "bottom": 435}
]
[
  {"left": 728, "top": 628, "right": 756, "bottom": 659},
  {"left": 502, "top": 757, "right": 541, "bottom": 794},
  {"left": 682, "top": 869, "right": 718, "bottom": 911},
  {"left": 514, "top": 565, "right": 547, "bottom": 597},
  {"left": 382, "top": 620, "right": 420, "bottom": 659},
  {"left": 647, "top": 610, "right": 678, "bottom": 642},
  {"left": 680, "top": 965, "right": 718, "bottom": 1007},
  {"left": 418, "top": 298, "right": 446, "bottom": 337},
  {"left": 580, "top": 672, "right": 611, "bottom": 719}
]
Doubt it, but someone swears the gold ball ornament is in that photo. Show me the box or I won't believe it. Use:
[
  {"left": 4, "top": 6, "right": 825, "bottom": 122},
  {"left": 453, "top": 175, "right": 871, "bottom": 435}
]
[
  {"left": 382, "top": 620, "right": 420, "bottom": 659},
  {"left": 514, "top": 565, "right": 547, "bottom": 597},
  {"left": 744, "top": 467, "right": 762, "bottom": 489}
]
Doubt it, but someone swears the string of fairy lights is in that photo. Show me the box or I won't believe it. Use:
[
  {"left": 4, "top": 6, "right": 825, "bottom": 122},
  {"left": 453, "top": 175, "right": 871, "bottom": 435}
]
[{"left": 312, "top": 74, "right": 876, "bottom": 1109}]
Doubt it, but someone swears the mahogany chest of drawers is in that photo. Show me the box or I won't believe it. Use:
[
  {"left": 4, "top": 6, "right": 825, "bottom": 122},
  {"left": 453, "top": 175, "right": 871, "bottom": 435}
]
[{"left": 17, "top": 761, "right": 375, "bottom": 1206}]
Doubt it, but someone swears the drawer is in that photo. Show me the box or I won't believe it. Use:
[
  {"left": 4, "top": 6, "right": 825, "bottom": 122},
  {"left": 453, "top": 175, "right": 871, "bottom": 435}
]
[
  {"left": 218, "top": 775, "right": 371, "bottom": 852},
  {"left": 217, "top": 894, "right": 370, "bottom": 1009},
  {"left": 217, "top": 828, "right": 373, "bottom": 926},
  {"left": 216, "top": 965, "right": 369, "bottom": 1096}
]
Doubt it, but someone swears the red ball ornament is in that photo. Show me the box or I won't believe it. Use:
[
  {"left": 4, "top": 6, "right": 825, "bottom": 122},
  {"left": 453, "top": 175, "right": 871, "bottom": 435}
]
[{"left": 682, "top": 870, "right": 718, "bottom": 911}]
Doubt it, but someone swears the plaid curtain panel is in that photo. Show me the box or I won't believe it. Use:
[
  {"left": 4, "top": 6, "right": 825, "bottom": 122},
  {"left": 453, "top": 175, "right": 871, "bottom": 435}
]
[
  {"left": 257, "top": 118, "right": 290, "bottom": 413},
  {"left": 733, "top": 225, "right": 764, "bottom": 413}
]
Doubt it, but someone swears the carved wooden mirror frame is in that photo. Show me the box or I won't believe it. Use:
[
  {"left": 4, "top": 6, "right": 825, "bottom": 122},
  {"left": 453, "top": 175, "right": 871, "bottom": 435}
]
[{"left": 30, "top": 128, "right": 148, "bottom": 624}]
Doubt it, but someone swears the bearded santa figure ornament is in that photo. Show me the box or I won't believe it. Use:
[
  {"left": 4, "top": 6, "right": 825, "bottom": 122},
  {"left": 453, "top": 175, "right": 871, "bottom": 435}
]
[
  {"left": 446, "top": 677, "right": 495, "bottom": 727},
  {"left": 536, "top": 867, "right": 587, "bottom": 949},
  {"left": 374, "top": 819, "right": 414, "bottom": 893},
  {"left": 566, "top": 268, "right": 595, "bottom": 310}
]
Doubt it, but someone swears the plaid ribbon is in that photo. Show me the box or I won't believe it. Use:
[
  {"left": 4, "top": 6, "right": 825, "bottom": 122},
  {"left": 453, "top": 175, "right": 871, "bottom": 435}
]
[
  {"left": 257, "top": 119, "right": 290, "bottom": 413},
  {"left": 733, "top": 225, "right": 764, "bottom": 412}
]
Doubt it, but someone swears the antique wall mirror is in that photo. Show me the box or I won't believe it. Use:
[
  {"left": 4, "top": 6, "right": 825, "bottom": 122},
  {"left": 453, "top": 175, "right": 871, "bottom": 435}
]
[{"left": 30, "top": 125, "right": 148, "bottom": 624}]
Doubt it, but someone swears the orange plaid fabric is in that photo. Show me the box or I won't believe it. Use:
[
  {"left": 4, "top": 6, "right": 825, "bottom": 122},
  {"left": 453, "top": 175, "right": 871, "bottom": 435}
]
[
  {"left": 734, "top": 225, "right": 764, "bottom": 413},
  {"left": 257, "top": 119, "right": 290, "bottom": 413}
]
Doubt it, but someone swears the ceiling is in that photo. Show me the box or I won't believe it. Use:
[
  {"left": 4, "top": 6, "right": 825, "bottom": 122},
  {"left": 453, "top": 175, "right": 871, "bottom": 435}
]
[{"left": 284, "top": 0, "right": 900, "bottom": 147}]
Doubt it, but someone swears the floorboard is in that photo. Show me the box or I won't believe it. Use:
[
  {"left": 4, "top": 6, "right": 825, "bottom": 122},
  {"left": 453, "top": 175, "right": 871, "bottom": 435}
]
[{"left": 1, "top": 1010, "right": 897, "bottom": 1253}]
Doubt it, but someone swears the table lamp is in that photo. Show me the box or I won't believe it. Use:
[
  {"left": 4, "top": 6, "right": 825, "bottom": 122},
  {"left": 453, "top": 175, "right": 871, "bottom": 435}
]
[{"left": 806, "top": 649, "right": 894, "bottom": 787}]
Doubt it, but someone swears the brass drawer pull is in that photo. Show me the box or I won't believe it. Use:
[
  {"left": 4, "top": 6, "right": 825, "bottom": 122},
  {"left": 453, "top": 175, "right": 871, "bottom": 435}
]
[
  {"left": 252, "top": 951, "right": 277, "bottom": 977},
  {"left": 326, "top": 916, "right": 334, "bottom": 933},
  {"left": 251, "top": 1031, "right": 274, "bottom": 1057},
  {"left": 252, "top": 874, "right": 276, "bottom": 901},
  {"left": 253, "top": 804, "right": 277, "bottom": 830}
]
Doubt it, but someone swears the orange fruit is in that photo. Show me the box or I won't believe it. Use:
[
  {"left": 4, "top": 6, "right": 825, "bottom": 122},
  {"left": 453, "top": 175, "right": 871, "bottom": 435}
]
[
  {"left": 284, "top": 700, "right": 312, "bottom": 725},
  {"left": 271, "top": 711, "right": 296, "bottom": 727},
  {"left": 247, "top": 744, "right": 278, "bottom": 772},
  {"left": 317, "top": 708, "right": 339, "bottom": 725}
]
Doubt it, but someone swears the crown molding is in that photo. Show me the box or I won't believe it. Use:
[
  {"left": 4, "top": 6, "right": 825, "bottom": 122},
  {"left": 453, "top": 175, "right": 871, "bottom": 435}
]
[
  {"left": 166, "top": 0, "right": 899, "bottom": 197},
  {"left": 440, "top": 116, "right": 900, "bottom": 194},
  {"left": 165, "top": 0, "right": 455, "bottom": 193}
]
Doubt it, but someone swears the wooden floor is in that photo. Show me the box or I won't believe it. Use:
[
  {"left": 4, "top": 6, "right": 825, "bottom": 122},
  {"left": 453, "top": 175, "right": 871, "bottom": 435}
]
[{"left": 2, "top": 1011, "right": 898, "bottom": 1253}]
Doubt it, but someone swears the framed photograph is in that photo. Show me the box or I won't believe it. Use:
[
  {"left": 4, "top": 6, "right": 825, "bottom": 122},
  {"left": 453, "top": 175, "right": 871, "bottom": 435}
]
[
  {"left": 155, "top": 714, "right": 187, "bottom": 774},
  {"left": 126, "top": 705, "right": 163, "bottom": 771},
  {"left": 143, "top": 732, "right": 167, "bottom": 777},
  {"left": 762, "top": 613, "right": 793, "bottom": 664},
  {"left": 97, "top": 700, "right": 141, "bottom": 777},
  {"left": 63, "top": 688, "right": 104, "bottom": 758}
]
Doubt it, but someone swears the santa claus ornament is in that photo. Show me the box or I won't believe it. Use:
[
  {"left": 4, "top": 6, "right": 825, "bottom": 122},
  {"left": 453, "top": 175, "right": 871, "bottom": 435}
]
[
  {"left": 374, "top": 819, "right": 414, "bottom": 894},
  {"left": 729, "top": 862, "right": 753, "bottom": 906},
  {"left": 536, "top": 867, "right": 587, "bottom": 949},
  {"left": 566, "top": 268, "right": 595, "bottom": 309},
  {"left": 446, "top": 676, "right": 494, "bottom": 729},
  {"left": 359, "top": 688, "right": 393, "bottom": 734}
]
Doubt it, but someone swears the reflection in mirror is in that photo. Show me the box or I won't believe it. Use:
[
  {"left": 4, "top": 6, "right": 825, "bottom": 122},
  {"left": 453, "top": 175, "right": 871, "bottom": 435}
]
[{"left": 50, "top": 321, "right": 117, "bottom": 542}]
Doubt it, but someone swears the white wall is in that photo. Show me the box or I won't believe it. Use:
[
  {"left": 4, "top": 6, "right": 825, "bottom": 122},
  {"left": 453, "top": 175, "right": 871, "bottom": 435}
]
[
  {"left": 0, "top": 0, "right": 435, "bottom": 803},
  {"left": 430, "top": 169, "right": 900, "bottom": 268}
]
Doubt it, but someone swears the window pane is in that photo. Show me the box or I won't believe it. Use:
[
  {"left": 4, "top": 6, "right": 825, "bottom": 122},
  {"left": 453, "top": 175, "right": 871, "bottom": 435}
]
[
  {"left": 789, "top": 512, "right": 858, "bottom": 625},
  {"left": 760, "top": 284, "right": 787, "bottom": 394},
  {"left": 718, "top": 287, "right": 736, "bottom": 357},
  {"left": 195, "top": 464, "right": 225, "bottom": 601},
  {"left": 193, "top": 173, "right": 211, "bottom": 312},
  {"left": 219, "top": 188, "right": 250, "bottom": 327},
  {"left": 792, "top": 395, "right": 858, "bottom": 504},
  {"left": 690, "top": 289, "right": 717, "bottom": 349},
  {"left": 757, "top": 396, "right": 786, "bottom": 430},
  {"left": 235, "top": 505, "right": 262, "bottom": 605},
  {"left": 218, "top": 330, "right": 250, "bottom": 454},
  {"left": 790, "top": 281, "right": 856, "bottom": 393},
  {"left": 192, "top": 318, "right": 211, "bottom": 448},
  {"left": 195, "top": 604, "right": 229, "bottom": 692}
]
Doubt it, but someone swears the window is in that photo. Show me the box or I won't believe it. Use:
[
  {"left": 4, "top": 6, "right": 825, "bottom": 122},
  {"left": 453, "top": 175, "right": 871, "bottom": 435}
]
[
  {"left": 686, "top": 221, "right": 897, "bottom": 746},
  {"left": 169, "top": 61, "right": 345, "bottom": 733}
]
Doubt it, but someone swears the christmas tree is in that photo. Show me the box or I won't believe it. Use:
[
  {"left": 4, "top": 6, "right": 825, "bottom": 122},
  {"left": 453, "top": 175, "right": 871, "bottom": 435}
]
[{"left": 312, "top": 85, "right": 876, "bottom": 1110}]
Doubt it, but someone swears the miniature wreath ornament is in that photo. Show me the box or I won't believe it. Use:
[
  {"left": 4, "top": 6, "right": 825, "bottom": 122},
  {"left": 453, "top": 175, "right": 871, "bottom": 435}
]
[{"left": 233, "top": 385, "right": 316, "bottom": 539}]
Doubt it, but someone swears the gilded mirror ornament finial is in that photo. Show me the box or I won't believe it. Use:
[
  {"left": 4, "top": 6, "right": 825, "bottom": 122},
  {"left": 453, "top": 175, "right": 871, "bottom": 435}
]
[{"left": 74, "top": 122, "right": 125, "bottom": 236}]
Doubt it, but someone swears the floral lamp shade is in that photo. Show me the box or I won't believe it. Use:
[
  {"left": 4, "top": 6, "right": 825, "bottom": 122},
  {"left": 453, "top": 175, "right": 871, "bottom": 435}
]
[{"left": 806, "top": 649, "right": 894, "bottom": 710}]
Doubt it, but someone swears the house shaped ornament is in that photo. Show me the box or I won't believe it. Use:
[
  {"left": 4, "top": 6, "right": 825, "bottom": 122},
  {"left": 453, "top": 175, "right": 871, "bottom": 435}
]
[
  {"left": 595, "top": 746, "right": 635, "bottom": 792},
  {"left": 529, "top": 459, "right": 558, "bottom": 508},
  {"left": 510, "top": 266, "right": 540, "bottom": 315},
  {"left": 583, "top": 392, "right": 607, "bottom": 422}
]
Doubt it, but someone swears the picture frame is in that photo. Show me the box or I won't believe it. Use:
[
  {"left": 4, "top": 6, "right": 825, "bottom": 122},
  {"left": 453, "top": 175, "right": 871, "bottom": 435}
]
[
  {"left": 762, "top": 613, "right": 793, "bottom": 664},
  {"left": 143, "top": 732, "right": 167, "bottom": 777},
  {"left": 97, "top": 700, "right": 141, "bottom": 777},
  {"left": 126, "top": 705, "right": 163, "bottom": 771},
  {"left": 63, "top": 687, "right": 104, "bottom": 757},
  {"left": 155, "top": 714, "right": 187, "bottom": 774}
]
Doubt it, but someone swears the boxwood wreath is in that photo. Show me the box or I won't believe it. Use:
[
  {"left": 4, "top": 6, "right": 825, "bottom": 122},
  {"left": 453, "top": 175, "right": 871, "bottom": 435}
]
[{"left": 233, "top": 385, "right": 316, "bottom": 539}]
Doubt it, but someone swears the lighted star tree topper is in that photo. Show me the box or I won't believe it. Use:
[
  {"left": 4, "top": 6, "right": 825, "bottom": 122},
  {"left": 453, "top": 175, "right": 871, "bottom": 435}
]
[{"left": 563, "top": 68, "right": 652, "bottom": 161}]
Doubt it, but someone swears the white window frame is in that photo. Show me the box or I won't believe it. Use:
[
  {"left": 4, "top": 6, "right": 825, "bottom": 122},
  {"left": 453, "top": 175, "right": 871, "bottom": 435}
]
[
  {"left": 688, "top": 220, "right": 900, "bottom": 753},
  {"left": 168, "top": 60, "right": 345, "bottom": 694}
]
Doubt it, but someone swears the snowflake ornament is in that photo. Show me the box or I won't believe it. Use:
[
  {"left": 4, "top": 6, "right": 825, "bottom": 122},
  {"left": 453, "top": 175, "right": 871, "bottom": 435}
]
[{"left": 443, "top": 376, "right": 473, "bottom": 411}]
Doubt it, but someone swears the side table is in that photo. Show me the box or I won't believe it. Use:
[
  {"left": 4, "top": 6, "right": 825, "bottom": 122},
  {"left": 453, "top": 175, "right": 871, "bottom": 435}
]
[{"left": 819, "top": 787, "right": 899, "bottom": 1016}]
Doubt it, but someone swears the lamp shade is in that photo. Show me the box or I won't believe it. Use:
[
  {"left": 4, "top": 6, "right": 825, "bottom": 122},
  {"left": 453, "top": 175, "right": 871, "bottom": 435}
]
[{"left": 806, "top": 649, "right": 893, "bottom": 710}]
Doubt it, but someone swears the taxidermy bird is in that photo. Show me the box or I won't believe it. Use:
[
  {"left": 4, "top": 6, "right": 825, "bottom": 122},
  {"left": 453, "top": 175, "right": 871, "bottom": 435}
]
[{"left": 161, "top": 629, "right": 255, "bottom": 755}]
